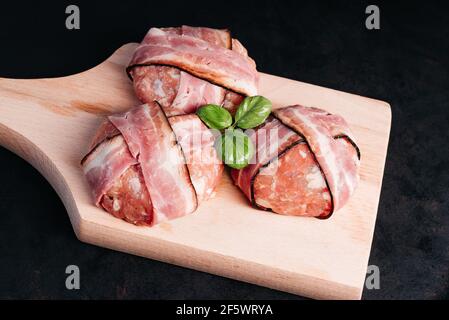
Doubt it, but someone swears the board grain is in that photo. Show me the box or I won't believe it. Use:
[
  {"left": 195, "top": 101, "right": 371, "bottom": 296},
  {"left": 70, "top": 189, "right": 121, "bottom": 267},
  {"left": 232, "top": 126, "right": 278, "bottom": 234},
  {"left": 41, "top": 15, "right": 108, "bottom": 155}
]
[{"left": 0, "top": 43, "right": 391, "bottom": 299}]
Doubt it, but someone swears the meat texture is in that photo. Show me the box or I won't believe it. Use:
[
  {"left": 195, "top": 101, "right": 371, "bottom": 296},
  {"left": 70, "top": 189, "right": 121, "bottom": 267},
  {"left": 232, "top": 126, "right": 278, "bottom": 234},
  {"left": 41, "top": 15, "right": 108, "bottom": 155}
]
[
  {"left": 231, "top": 105, "right": 360, "bottom": 218},
  {"left": 128, "top": 26, "right": 258, "bottom": 116},
  {"left": 81, "top": 102, "right": 223, "bottom": 226},
  {"left": 169, "top": 115, "right": 223, "bottom": 202}
]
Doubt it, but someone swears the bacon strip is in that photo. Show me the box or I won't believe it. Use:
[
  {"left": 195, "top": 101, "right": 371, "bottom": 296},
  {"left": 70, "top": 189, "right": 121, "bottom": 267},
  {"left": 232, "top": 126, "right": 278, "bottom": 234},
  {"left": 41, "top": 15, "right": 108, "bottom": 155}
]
[
  {"left": 181, "top": 25, "right": 231, "bottom": 49},
  {"left": 108, "top": 103, "right": 198, "bottom": 224},
  {"left": 169, "top": 114, "right": 223, "bottom": 203},
  {"left": 170, "top": 71, "right": 226, "bottom": 116},
  {"left": 81, "top": 135, "right": 138, "bottom": 206}
]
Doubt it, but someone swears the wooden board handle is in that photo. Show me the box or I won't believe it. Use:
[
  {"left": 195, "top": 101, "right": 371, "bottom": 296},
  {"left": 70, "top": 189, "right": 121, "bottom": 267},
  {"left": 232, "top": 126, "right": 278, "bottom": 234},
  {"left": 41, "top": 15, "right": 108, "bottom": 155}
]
[{"left": 0, "top": 43, "right": 140, "bottom": 236}]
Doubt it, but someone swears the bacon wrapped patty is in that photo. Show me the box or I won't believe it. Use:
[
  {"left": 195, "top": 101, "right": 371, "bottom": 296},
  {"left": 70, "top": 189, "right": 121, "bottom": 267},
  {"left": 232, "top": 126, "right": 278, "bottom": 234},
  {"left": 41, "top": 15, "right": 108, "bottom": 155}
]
[
  {"left": 231, "top": 105, "right": 361, "bottom": 218},
  {"left": 127, "top": 26, "right": 259, "bottom": 116},
  {"left": 81, "top": 102, "right": 223, "bottom": 226}
]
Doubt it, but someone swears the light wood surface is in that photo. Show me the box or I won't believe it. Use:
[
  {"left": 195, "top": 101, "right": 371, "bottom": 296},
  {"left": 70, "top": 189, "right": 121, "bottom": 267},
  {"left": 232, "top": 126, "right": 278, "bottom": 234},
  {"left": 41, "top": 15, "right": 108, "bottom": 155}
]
[{"left": 0, "top": 43, "right": 391, "bottom": 300}]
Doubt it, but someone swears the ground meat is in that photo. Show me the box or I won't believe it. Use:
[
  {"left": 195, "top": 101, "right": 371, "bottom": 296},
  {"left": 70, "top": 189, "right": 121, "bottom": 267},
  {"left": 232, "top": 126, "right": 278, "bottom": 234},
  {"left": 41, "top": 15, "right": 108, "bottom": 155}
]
[
  {"left": 253, "top": 142, "right": 332, "bottom": 217},
  {"left": 130, "top": 66, "right": 180, "bottom": 109},
  {"left": 100, "top": 164, "right": 153, "bottom": 226}
]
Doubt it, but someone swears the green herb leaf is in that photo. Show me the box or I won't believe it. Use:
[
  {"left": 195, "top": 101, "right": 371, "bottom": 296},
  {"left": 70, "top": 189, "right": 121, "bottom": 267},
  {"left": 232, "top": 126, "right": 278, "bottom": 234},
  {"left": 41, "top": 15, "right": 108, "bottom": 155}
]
[
  {"left": 197, "top": 104, "right": 233, "bottom": 130},
  {"left": 234, "top": 96, "right": 272, "bottom": 129},
  {"left": 215, "top": 129, "right": 254, "bottom": 169}
]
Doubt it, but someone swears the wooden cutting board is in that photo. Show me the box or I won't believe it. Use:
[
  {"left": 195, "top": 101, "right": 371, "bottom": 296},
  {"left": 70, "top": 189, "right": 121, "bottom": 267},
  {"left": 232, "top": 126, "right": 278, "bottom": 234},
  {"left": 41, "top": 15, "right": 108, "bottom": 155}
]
[{"left": 0, "top": 43, "right": 391, "bottom": 300}]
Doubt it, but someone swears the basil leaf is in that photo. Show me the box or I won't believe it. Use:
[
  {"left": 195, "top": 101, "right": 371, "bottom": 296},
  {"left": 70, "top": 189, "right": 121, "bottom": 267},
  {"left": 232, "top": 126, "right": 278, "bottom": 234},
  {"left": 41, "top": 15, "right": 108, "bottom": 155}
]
[
  {"left": 197, "top": 104, "right": 232, "bottom": 130},
  {"left": 234, "top": 96, "right": 272, "bottom": 129},
  {"left": 215, "top": 129, "right": 254, "bottom": 169}
]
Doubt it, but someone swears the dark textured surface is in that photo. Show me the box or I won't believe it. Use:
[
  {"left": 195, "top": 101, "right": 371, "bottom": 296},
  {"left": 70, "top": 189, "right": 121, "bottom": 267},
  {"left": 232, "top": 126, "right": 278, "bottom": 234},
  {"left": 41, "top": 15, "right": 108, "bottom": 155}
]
[{"left": 0, "top": 0, "right": 448, "bottom": 299}]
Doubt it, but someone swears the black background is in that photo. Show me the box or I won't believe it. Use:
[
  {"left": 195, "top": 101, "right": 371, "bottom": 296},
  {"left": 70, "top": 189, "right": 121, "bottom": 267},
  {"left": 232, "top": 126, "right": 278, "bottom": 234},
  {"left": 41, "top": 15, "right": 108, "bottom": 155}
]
[{"left": 0, "top": 0, "right": 448, "bottom": 299}]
